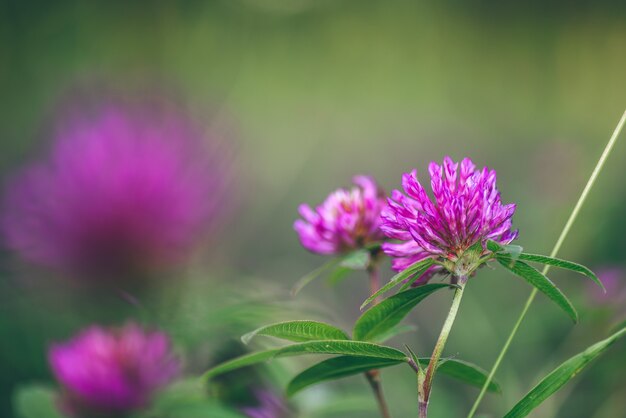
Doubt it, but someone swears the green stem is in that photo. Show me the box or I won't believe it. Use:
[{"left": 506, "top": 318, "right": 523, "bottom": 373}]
[
  {"left": 366, "top": 263, "right": 392, "bottom": 418},
  {"left": 419, "top": 275, "right": 468, "bottom": 418},
  {"left": 366, "top": 370, "right": 392, "bottom": 418},
  {"left": 467, "top": 109, "right": 626, "bottom": 418}
]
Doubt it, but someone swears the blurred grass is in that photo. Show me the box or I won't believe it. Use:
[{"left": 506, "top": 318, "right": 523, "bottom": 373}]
[{"left": 1, "top": 1, "right": 625, "bottom": 417}]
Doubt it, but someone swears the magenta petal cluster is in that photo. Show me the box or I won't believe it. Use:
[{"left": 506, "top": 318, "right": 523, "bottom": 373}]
[
  {"left": 382, "top": 157, "right": 517, "bottom": 275},
  {"left": 294, "top": 175, "right": 387, "bottom": 255},
  {"left": 2, "top": 103, "right": 231, "bottom": 280},
  {"left": 49, "top": 322, "right": 180, "bottom": 416}
]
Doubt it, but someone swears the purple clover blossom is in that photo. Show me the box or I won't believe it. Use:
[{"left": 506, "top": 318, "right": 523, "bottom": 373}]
[
  {"left": 294, "top": 175, "right": 387, "bottom": 255},
  {"left": 2, "top": 103, "right": 231, "bottom": 281},
  {"left": 381, "top": 157, "right": 517, "bottom": 281},
  {"left": 49, "top": 322, "right": 180, "bottom": 417},
  {"left": 241, "top": 389, "right": 291, "bottom": 418}
]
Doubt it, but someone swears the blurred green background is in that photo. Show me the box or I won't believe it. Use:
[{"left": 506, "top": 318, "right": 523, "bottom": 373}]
[{"left": 1, "top": 1, "right": 625, "bottom": 417}]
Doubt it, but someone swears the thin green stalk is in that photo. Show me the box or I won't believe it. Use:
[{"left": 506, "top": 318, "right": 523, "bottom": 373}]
[
  {"left": 419, "top": 275, "right": 468, "bottom": 418},
  {"left": 467, "top": 110, "right": 626, "bottom": 418},
  {"left": 366, "top": 263, "right": 392, "bottom": 418}
]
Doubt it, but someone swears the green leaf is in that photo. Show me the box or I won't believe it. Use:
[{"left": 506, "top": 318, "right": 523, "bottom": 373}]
[
  {"left": 405, "top": 345, "right": 423, "bottom": 373},
  {"left": 13, "top": 385, "right": 64, "bottom": 418},
  {"left": 486, "top": 240, "right": 502, "bottom": 252},
  {"left": 326, "top": 266, "right": 353, "bottom": 286},
  {"left": 486, "top": 240, "right": 523, "bottom": 258},
  {"left": 354, "top": 284, "right": 452, "bottom": 341},
  {"left": 242, "top": 320, "right": 349, "bottom": 345},
  {"left": 504, "top": 327, "right": 626, "bottom": 418},
  {"left": 497, "top": 255, "right": 578, "bottom": 323},
  {"left": 277, "top": 340, "right": 408, "bottom": 361},
  {"left": 339, "top": 249, "right": 371, "bottom": 270},
  {"left": 371, "top": 324, "right": 417, "bottom": 343},
  {"left": 292, "top": 258, "right": 341, "bottom": 295},
  {"left": 202, "top": 349, "right": 279, "bottom": 381},
  {"left": 436, "top": 359, "right": 501, "bottom": 393},
  {"left": 360, "top": 258, "right": 436, "bottom": 309},
  {"left": 293, "top": 250, "right": 372, "bottom": 294},
  {"left": 285, "top": 356, "right": 500, "bottom": 397},
  {"left": 516, "top": 253, "right": 604, "bottom": 291},
  {"left": 286, "top": 356, "right": 405, "bottom": 396},
  {"left": 202, "top": 341, "right": 407, "bottom": 381}
]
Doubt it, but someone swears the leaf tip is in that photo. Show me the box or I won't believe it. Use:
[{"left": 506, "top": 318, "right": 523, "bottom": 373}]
[
  {"left": 241, "top": 332, "right": 253, "bottom": 345},
  {"left": 290, "top": 284, "right": 302, "bottom": 297},
  {"left": 285, "top": 385, "right": 298, "bottom": 398}
]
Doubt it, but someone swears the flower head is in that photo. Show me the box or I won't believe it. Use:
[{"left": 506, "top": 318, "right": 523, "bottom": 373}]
[
  {"left": 49, "top": 322, "right": 180, "bottom": 417},
  {"left": 2, "top": 103, "right": 231, "bottom": 281},
  {"left": 382, "top": 157, "right": 517, "bottom": 280},
  {"left": 241, "top": 389, "right": 291, "bottom": 418},
  {"left": 294, "top": 176, "right": 387, "bottom": 255}
]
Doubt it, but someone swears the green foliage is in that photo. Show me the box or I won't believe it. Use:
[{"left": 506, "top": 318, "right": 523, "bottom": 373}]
[
  {"left": 436, "top": 360, "right": 500, "bottom": 393},
  {"left": 277, "top": 340, "right": 407, "bottom": 360},
  {"left": 339, "top": 249, "right": 371, "bottom": 270},
  {"left": 287, "top": 356, "right": 500, "bottom": 396},
  {"left": 360, "top": 258, "right": 436, "bottom": 309},
  {"left": 496, "top": 256, "right": 578, "bottom": 323},
  {"left": 326, "top": 266, "right": 354, "bottom": 286},
  {"left": 488, "top": 238, "right": 603, "bottom": 292},
  {"left": 292, "top": 258, "right": 342, "bottom": 295},
  {"left": 292, "top": 249, "right": 372, "bottom": 295},
  {"left": 242, "top": 320, "right": 349, "bottom": 345},
  {"left": 326, "top": 249, "right": 373, "bottom": 285},
  {"left": 486, "top": 240, "right": 523, "bottom": 259},
  {"left": 504, "top": 327, "right": 626, "bottom": 418},
  {"left": 353, "top": 284, "right": 452, "bottom": 341},
  {"left": 13, "top": 385, "right": 64, "bottom": 418},
  {"left": 203, "top": 340, "right": 408, "bottom": 381},
  {"left": 516, "top": 253, "right": 604, "bottom": 291},
  {"left": 286, "top": 356, "right": 404, "bottom": 396},
  {"left": 203, "top": 350, "right": 280, "bottom": 381}
]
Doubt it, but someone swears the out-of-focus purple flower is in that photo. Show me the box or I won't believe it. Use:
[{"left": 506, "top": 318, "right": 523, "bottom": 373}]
[
  {"left": 294, "top": 176, "right": 387, "bottom": 255},
  {"left": 587, "top": 267, "right": 625, "bottom": 305},
  {"left": 49, "top": 322, "right": 180, "bottom": 417},
  {"left": 382, "top": 157, "right": 517, "bottom": 281},
  {"left": 241, "top": 389, "right": 291, "bottom": 418},
  {"left": 2, "top": 103, "right": 230, "bottom": 281}
]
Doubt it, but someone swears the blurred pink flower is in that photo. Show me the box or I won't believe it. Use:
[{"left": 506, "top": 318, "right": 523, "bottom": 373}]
[
  {"left": 587, "top": 267, "right": 625, "bottom": 306},
  {"left": 294, "top": 175, "right": 387, "bottom": 255},
  {"left": 2, "top": 103, "right": 231, "bottom": 281},
  {"left": 382, "top": 157, "right": 517, "bottom": 282},
  {"left": 49, "top": 322, "right": 180, "bottom": 417}
]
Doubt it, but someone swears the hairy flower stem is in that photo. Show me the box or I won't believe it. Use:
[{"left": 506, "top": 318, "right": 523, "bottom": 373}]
[
  {"left": 366, "top": 263, "right": 392, "bottom": 418},
  {"left": 467, "top": 110, "right": 626, "bottom": 418},
  {"left": 419, "top": 275, "right": 468, "bottom": 418}
]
